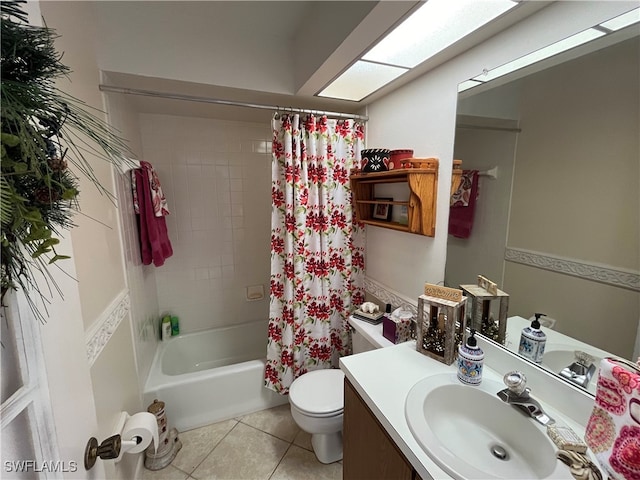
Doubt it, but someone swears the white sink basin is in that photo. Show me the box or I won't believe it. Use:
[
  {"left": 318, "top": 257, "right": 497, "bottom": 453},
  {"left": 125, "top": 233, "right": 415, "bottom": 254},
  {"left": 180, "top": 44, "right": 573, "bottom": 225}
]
[{"left": 405, "top": 373, "right": 565, "bottom": 479}]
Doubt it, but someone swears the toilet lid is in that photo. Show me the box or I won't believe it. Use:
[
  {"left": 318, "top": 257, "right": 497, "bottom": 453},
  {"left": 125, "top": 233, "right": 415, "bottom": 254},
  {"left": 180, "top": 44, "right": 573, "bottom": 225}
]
[{"left": 289, "top": 369, "right": 345, "bottom": 416}]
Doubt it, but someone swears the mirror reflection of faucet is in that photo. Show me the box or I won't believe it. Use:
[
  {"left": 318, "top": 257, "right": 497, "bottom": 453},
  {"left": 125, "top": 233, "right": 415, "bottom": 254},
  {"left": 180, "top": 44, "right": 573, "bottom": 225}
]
[
  {"left": 497, "top": 371, "right": 555, "bottom": 426},
  {"left": 559, "top": 351, "right": 596, "bottom": 388}
]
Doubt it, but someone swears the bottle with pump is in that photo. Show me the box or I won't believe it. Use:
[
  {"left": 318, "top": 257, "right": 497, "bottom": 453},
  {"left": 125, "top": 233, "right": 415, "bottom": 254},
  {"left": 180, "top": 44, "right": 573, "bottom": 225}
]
[
  {"left": 518, "top": 313, "right": 547, "bottom": 363},
  {"left": 457, "top": 329, "right": 484, "bottom": 385}
]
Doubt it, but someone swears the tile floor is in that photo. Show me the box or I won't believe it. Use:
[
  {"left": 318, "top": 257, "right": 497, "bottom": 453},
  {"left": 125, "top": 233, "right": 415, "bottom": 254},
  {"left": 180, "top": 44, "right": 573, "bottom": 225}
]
[{"left": 139, "top": 405, "right": 342, "bottom": 480}]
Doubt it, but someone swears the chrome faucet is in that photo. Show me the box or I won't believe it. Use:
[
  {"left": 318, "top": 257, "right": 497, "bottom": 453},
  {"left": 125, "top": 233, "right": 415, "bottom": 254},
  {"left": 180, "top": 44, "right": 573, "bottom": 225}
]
[
  {"left": 559, "top": 351, "right": 596, "bottom": 388},
  {"left": 497, "top": 371, "right": 555, "bottom": 426}
]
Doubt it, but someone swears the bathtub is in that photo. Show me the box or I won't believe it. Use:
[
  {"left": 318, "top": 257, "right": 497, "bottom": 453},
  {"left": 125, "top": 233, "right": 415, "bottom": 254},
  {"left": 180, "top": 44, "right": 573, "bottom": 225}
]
[{"left": 143, "top": 320, "right": 287, "bottom": 432}]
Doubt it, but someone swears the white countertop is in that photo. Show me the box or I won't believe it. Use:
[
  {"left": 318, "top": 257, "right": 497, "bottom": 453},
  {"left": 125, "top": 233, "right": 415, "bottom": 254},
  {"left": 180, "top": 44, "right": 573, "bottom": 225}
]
[{"left": 343, "top": 316, "right": 596, "bottom": 480}]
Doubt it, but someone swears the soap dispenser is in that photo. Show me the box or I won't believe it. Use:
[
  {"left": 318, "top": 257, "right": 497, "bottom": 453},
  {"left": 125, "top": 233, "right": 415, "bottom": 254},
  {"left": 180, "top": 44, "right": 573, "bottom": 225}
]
[
  {"left": 457, "top": 329, "right": 484, "bottom": 385},
  {"left": 518, "top": 313, "right": 547, "bottom": 363}
]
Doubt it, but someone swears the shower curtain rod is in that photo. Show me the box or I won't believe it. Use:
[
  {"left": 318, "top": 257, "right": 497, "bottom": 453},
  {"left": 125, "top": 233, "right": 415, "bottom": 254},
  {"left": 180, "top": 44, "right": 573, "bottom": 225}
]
[{"left": 98, "top": 85, "right": 369, "bottom": 121}]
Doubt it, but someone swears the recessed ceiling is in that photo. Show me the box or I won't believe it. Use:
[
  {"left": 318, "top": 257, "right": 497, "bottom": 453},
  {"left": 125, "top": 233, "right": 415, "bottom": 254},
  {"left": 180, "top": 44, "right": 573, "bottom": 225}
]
[{"left": 86, "top": 0, "right": 551, "bottom": 120}]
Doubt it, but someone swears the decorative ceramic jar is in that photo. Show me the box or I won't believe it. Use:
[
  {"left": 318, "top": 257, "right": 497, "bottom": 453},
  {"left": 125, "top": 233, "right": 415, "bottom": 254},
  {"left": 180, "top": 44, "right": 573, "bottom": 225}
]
[
  {"left": 389, "top": 149, "right": 413, "bottom": 170},
  {"left": 361, "top": 149, "right": 391, "bottom": 172}
]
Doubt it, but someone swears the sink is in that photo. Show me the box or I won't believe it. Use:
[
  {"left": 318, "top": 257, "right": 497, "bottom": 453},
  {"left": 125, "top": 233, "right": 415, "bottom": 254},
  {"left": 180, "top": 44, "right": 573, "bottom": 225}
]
[{"left": 405, "top": 373, "right": 565, "bottom": 479}]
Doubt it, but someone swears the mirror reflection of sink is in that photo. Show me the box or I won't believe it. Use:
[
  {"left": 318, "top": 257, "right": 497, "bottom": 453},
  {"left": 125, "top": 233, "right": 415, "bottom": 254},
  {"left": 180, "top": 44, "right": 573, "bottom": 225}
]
[
  {"left": 405, "top": 373, "right": 566, "bottom": 479},
  {"left": 542, "top": 345, "right": 602, "bottom": 394}
]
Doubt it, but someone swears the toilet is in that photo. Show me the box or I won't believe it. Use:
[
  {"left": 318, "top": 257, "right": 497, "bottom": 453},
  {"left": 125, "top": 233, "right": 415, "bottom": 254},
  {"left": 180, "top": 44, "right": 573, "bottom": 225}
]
[{"left": 288, "top": 369, "right": 345, "bottom": 464}]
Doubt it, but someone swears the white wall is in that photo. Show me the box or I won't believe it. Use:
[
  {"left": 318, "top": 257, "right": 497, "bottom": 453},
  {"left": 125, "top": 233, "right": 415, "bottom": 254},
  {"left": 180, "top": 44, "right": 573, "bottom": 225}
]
[
  {"left": 103, "top": 74, "right": 161, "bottom": 393},
  {"left": 363, "top": 1, "right": 636, "bottom": 300},
  {"left": 40, "top": 2, "right": 127, "bottom": 329},
  {"left": 138, "top": 115, "right": 273, "bottom": 333},
  {"left": 38, "top": 4, "right": 145, "bottom": 479},
  {"left": 91, "top": 2, "right": 299, "bottom": 96}
]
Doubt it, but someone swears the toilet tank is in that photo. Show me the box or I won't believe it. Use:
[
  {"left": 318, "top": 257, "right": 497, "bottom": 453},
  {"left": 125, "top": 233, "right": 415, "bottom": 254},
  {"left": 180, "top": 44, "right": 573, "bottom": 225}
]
[
  {"left": 349, "top": 316, "right": 397, "bottom": 354},
  {"left": 353, "top": 329, "right": 378, "bottom": 354}
]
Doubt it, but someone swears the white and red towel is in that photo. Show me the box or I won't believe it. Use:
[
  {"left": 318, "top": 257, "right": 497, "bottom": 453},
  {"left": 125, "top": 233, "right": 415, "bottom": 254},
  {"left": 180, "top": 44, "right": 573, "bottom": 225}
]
[
  {"left": 132, "top": 161, "right": 173, "bottom": 267},
  {"left": 585, "top": 357, "right": 640, "bottom": 480},
  {"left": 448, "top": 170, "right": 479, "bottom": 239}
]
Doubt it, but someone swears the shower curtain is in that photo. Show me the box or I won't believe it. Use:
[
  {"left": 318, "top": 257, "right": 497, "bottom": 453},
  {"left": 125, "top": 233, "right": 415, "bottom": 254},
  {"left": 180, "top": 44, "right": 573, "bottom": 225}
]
[{"left": 265, "top": 114, "right": 365, "bottom": 394}]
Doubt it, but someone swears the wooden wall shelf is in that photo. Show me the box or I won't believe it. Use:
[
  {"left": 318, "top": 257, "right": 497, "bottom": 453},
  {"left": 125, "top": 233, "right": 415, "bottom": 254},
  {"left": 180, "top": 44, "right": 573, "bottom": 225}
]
[{"left": 350, "top": 160, "right": 439, "bottom": 237}]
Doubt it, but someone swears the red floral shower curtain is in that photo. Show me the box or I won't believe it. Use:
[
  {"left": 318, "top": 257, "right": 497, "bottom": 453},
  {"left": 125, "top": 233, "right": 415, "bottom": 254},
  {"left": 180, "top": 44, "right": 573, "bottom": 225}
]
[{"left": 264, "top": 114, "right": 365, "bottom": 394}]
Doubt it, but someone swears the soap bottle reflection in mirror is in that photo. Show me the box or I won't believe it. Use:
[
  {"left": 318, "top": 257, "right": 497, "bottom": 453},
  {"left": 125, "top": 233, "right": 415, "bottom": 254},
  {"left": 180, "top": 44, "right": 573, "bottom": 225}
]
[{"left": 518, "top": 313, "right": 547, "bottom": 363}]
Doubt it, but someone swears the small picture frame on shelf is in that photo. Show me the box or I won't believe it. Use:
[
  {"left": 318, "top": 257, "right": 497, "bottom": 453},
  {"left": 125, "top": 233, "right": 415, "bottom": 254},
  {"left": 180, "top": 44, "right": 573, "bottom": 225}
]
[
  {"left": 372, "top": 198, "right": 392, "bottom": 221},
  {"left": 398, "top": 205, "right": 408, "bottom": 225}
]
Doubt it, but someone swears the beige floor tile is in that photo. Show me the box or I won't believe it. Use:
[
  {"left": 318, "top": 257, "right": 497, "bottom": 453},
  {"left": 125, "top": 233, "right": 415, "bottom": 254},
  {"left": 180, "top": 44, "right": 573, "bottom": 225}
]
[
  {"left": 239, "top": 404, "right": 299, "bottom": 443},
  {"left": 292, "top": 429, "right": 312, "bottom": 452},
  {"left": 191, "top": 423, "right": 289, "bottom": 480},
  {"left": 172, "top": 419, "right": 238, "bottom": 473},
  {"left": 138, "top": 464, "right": 190, "bottom": 480},
  {"left": 269, "top": 445, "right": 342, "bottom": 480}
]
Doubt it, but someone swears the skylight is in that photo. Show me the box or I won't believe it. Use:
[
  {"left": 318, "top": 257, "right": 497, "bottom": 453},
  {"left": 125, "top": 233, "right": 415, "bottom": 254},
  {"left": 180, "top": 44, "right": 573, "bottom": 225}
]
[
  {"left": 473, "top": 28, "right": 606, "bottom": 83},
  {"left": 459, "top": 7, "right": 639, "bottom": 92},
  {"left": 599, "top": 8, "right": 640, "bottom": 31},
  {"left": 362, "top": 0, "right": 517, "bottom": 69},
  {"left": 317, "top": 61, "right": 408, "bottom": 102},
  {"left": 317, "top": 0, "right": 518, "bottom": 102}
]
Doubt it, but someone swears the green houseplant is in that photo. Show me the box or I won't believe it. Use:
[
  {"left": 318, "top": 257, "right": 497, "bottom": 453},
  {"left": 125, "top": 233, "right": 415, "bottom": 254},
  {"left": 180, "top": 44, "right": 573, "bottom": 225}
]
[{"left": 1, "top": 0, "right": 130, "bottom": 320}]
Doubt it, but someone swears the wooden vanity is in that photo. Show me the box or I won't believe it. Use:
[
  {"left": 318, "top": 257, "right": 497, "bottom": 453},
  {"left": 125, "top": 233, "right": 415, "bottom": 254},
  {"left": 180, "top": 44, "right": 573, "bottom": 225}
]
[{"left": 343, "top": 378, "right": 422, "bottom": 480}]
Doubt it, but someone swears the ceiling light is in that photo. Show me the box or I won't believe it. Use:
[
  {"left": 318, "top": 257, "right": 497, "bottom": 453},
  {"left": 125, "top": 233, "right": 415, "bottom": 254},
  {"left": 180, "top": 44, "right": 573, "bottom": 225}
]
[
  {"left": 362, "top": 0, "right": 517, "bottom": 69},
  {"left": 317, "top": 61, "right": 408, "bottom": 102},
  {"left": 599, "top": 8, "right": 640, "bottom": 31},
  {"left": 474, "top": 28, "right": 606, "bottom": 83}
]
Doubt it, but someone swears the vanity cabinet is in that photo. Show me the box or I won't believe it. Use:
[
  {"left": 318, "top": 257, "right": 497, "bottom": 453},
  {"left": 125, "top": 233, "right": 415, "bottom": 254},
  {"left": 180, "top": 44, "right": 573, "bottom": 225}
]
[
  {"left": 350, "top": 161, "right": 438, "bottom": 237},
  {"left": 343, "top": 379, "right": 423, "bottom": 480}
]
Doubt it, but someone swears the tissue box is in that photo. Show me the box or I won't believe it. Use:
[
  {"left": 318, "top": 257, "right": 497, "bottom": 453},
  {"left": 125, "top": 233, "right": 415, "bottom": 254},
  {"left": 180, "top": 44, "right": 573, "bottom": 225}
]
[{"left": 382, "top": 309, "right": 412, "bottom": 344}]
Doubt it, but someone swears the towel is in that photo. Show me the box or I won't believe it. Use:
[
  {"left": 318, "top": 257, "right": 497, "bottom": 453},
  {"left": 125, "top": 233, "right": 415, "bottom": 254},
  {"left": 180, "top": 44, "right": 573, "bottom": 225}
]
[
  {"left": 133, "top": 162, "right": 173, "bottom": 267},
  {"left": 585, "top": 357, "right": 640, "bottom": 480},
  {"left": 132, "top": 161, "right": 170, "bottom": 217},
  {"left": 448, "top": 170, "right": 479, "bottom": 239}
]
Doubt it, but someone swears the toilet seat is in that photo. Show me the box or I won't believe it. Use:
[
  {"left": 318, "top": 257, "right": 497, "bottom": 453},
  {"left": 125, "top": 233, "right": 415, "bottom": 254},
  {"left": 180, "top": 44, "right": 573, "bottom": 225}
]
[{"left": 289, "top": 369, "right": 344, "bottom": 417}]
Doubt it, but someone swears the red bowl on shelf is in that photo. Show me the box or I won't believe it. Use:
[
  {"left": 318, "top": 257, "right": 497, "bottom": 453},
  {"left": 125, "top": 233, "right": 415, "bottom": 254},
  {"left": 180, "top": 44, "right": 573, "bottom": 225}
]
[{"left": 389, "top": 149, "right": 414, "bottom": 170}]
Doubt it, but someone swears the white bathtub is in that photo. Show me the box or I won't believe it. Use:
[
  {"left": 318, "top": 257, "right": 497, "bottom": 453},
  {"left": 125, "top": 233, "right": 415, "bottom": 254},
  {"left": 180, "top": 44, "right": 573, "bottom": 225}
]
[{"left": 143, "top": 321, "right": 287, "bottom": 432}]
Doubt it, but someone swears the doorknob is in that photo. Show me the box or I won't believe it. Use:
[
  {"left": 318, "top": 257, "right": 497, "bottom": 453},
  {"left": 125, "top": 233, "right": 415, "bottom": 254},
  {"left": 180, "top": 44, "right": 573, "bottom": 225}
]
[{"left": 84, "top": 434, "right": 121, "bottom": 470}]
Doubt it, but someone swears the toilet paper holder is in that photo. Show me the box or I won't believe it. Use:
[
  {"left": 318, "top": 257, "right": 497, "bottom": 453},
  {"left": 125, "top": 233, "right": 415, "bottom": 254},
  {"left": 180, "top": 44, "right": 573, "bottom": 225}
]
[
  {"left": 84, "top": 411, "right": 157, "bottom": 470},
  {"left": 84, "top": 434, "right": 122, "bottom": 470}
]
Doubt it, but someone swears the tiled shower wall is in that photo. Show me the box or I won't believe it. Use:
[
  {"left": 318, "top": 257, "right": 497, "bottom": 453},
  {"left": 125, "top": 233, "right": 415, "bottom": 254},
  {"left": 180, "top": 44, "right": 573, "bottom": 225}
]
[{"left": 139, "top": 114, "right": 272, "bottom": 333}]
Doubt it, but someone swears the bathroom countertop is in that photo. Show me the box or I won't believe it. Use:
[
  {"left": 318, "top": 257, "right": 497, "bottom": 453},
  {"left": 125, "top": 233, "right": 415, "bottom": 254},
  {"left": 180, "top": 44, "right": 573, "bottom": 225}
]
[
  {"left": 340, "top": 343, "right": 503, "bottom": 480},
  {"left": 347, "top": 315, "right": 396, "bottom": 349},
  {"left": 340, "top": 337, "right": 595, "bottom": 480}
]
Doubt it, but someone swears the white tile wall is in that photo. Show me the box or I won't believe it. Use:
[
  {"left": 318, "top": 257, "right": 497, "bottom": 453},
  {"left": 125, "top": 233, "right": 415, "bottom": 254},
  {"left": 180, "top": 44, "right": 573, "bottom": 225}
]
[{"left": 139, "top": 114, "right": 272, "bottom": 333}]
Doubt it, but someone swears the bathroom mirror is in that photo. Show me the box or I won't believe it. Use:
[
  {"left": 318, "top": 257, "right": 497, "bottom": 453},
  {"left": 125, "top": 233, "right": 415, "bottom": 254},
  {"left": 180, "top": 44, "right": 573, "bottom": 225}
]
[{"left": 445, "top": 28, "right": 639, "bottom": 394}]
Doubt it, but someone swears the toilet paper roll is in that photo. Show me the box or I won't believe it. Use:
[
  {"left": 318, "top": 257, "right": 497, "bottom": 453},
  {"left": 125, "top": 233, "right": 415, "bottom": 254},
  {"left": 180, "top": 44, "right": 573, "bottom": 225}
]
[{"left": 120, "top": 412, "right": 159, "bottom": 455}]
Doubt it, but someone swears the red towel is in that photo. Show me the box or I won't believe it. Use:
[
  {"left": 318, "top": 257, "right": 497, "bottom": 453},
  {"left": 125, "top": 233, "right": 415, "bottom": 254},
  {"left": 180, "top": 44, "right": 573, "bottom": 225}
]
[
  {"left": 448, "top": 170, "right": 479, "bottom": 239},
  {"left": 134, "top": 163, "right": 173, "bottom": 266}
]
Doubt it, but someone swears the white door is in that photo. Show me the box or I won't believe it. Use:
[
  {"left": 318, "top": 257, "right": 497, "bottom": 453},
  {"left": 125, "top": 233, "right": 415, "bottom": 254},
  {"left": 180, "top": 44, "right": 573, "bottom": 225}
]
[{"left": 1, "top": 233, "right": 105, "bottom": 479}]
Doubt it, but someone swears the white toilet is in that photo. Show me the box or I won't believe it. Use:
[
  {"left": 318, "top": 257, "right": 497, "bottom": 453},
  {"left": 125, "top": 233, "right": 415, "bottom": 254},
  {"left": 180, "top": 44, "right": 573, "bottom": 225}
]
[{"left": 288, "top": 369, "right": 345, "bottom": 464}]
